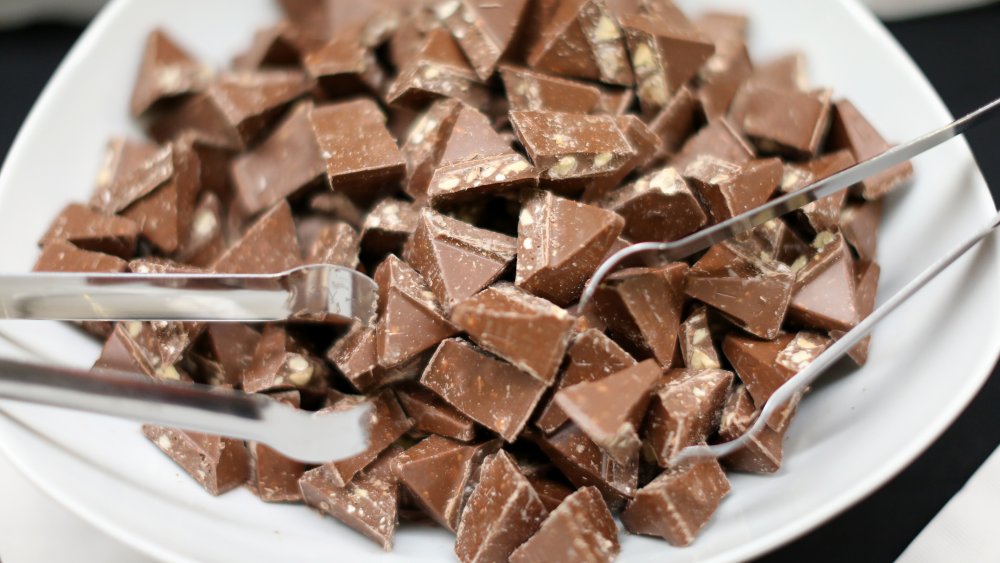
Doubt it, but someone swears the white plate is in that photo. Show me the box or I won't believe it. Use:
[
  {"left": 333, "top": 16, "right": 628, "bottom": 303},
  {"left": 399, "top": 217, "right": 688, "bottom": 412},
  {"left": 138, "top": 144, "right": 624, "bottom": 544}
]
[{"left": 0, "top": 1, "right": 998, "bottom": 561}]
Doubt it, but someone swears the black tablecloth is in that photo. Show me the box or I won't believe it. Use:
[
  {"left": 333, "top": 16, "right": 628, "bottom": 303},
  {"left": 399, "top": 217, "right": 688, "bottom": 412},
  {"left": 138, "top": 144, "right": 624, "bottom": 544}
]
[{"left": 1, "top": 6, "right": 999, "bottom": 561}]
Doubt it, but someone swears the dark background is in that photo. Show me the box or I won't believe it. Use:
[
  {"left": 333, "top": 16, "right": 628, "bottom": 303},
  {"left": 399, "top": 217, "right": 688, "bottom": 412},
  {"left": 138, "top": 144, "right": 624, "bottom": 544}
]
[{"left": 1, "top": 5, "right": 999, "bottom": 562}]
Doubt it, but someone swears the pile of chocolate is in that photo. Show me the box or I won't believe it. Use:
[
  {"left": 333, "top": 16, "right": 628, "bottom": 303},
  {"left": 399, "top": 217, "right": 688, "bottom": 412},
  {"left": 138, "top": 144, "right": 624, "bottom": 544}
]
[{"left": 33, "top": 0, "right": 913, "bottom": 558}]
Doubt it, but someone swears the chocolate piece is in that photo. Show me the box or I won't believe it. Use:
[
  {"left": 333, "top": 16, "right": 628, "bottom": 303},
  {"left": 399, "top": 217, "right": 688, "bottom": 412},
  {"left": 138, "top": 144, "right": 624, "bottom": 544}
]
[
  {"left": 753, "top": 52, "right": 809, "bottom": 91},
  {"left": 747, "top": 218, "right": 810, "bottom": 266},
  {"left": 231, "top": 102, "right": 325, "bottom": 215},
  {"left": 595, "top": 86, "right": 634, "bottom": 116},
  {"left": 425, "top": 104, "right": 537, "bottom": 204},
  {"left": 89, "top": 138, "right": 165, "bottom": 212},
  {"left": 303, "top": 36, "right": 385, "bottom": 97},
  {"left": 121, "top": 141, "right": 201, "bottom": 254},
  {"left": 647, "top": 85, "right": 700, "bottom": 158},
  {"left": 307, "top": 191, "right": 365, "bottom": 229},
  {"left": 526, "top": 474, "right": 574, "bottom": 512},
  {"left": 300, "top": 446, "right": 402, "bottom": 550},
  {"left": 34, "top": 240, "right": 127, "bottom": 273},
  {"left": 554, "top": 359, "right": 660, "bottom": 463},
  {"left": 130, "top": 29, "right": 211, "bottom": 116},
  {"left": 149, "top": 70, "right": 312, "bottom": 150},
  {"left": 320, "top": 390, "right": 413, "bottom": 487},
  {"left": 840, "top": 199, "right": 882, "bottom": 263},
  {"left": 780, "top": 150, "right": 855, "bottom": 234},
  {"left": 671, "top": 118, "right": 754, "bottom": 172},
  {"left": 421, "top": 339, "right": 547, "bottom": 441},
  {"left": 360, "top": 198, "right": 420, "bottom": 256},
  {"left": 401, "top": 98, "right": 465, "bottom": 201},
  {"left": 435, "top": 0, "right": 531, "bottom": 80},
  {"left": 593, "top": 263, "right": 687, "bottom": 366},
  {"left": 534, "top": 423, "right": 638, "bottom": 509},
  {"left": 602, "top": 166, "right": 706, "bottom": 242},
  {"left": 93, "top": 322, "right": 191, "bottom": 382},
  {"left": 828, "top": 99, "right": 914, "bottom": 200},
  {"left": 143, "top": 425, "right": 249, "bottom": 496},
  {"left": 212, "top": 200, "right": 303, "bottom": 274},
  {"left": 644, "top": 368, "right": 732, "bottom": 466},
  {"left": 38, "top": 203, "right": 140, "bottom": 259},
  {"left": 717, "top": 384, "right": 787, "bottom": 473},
  {"left": 243, "top": 325, "right": 327, "bottom": 394},
  {"left": 620, "top": 459, "right": 730, "bottom": 546},
  {"left": 311, "top": 99, "right": 406, "bottom": 199},
  {"left": 451, "top": 283, "right": 574, "bottom": 383},
  {"left": 731, "top": 83, "right": 832, "bottom": 158},
  {"left": 304, "top": 220, "right": 360, "bottom": 269},
  {"left": 620, "top": 13, "right": 714, "bottom": 115},
  {"left": 246, "top": 390, "right": 305, "bottom": 502},
  {"left": 685, "top": 239, "right": 794, "bottom": 340},
  {"left": 393, "top": 435, "right": 501, "bottom": 531},
  {"left": 454, "top": 450, "right": 548, "bottom": 563},
  {"left": 684, "top": 156, "right": 782, "bottom": 223},
  {"left": 510, "top": 486, "right": 619, "bottom": 563},
  {"left": 202, "top": 323, "right": 262, "bottom": 386},
  {"left": 515, "top": 190, "right": 625, "bottom": 305},
  {"left": 175, "top": 192, "right": 225, "bottom": 267},
  {"left": 374, "top": 255, "right": 457, "bottom": 368},
  {"left": 579, "top": 114, "right": 664, "bottom": 201},
  {"left": 723, "top": 330, "right": 830, "bottom": 410},
  {"left": 326, "top": 325, "right": 425, "bottom": 392},
  {"left": 535, "top": 329, "right": 637, "bottom": 434},
  {"left": 509, "top": 111, "right": 635, "bottom": 184},
  {"left": 395, "top": 383, "right": 477, "bottom": 441},
  {"left": 788, "top": 232, "right": 860, "bottom": 332},
  {"left": 386, "top": 28, "right": 491, "bottom": 110},
  {"left": 831, "top": 260, "right": 880, "bottom": 365},
  {"left": 695, "top": 13, "right": 753, "bottom": 119},
  {"left": 232, "top": 22, "right": 308, "bottom": 70},
  {"left": 528, "top": 0, "right": 633, "bottom": 86},
  {"left": 500, "top": 65, "right": 603, "bottom": 113},
  {"left": 406, "top": 209, "right": 517, "bottom": 310},
  {"left": 678, "top": 306, "right": 722, "bottom": 369}
]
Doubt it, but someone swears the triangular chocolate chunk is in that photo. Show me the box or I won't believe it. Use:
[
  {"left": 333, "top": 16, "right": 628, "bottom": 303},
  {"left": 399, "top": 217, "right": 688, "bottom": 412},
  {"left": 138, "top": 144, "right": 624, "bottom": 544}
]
[
  {"left": 554, "top": 359, "right": 661, "bottom": 464},
  {"left": 247, "top": 390, "right": 306, "bottom": 502},
  {"left": 243, "top": 325, "right": 328, "bottom": 394},
  {"left": 401, "top": 98, "right": 465, "bottom": 201},
  {"left": 678, "top": 306, "right": 723, "bottom": 369},
  {"left": 827, "top": 99, "right": 914, "bottom": 200},
  {"left": 722, "top": 330, "right": 830, "bottom": 414},
  {"left": 395, "top": 383, "right": 477, "bottom": 441},
  {"left": 321, "top": 390, "right": 414, "bottom": 487},
  {"left": 533, "top": 423, "right": 638, "bottom": 510},
  {"left": 386, "top": 29, "right": 491, "bottom": 110},
  {"left": 393, "top": 435, "right": 501, "bottom": 531},
  {"left": 212, "top": 200, "right": 303, "bottom": 274},
  {"left": 830, "top": 260, "right": 880, "bottom": 366},
  {"left": 122, "top": 140, "right": 200, "bottom": 254},
  {"left": 436, "top": 0, "right": 532, "bottom": 80},
  {"left": 788, "top": 231, "right": 860, "bottom": 332},
  {"left": 407, "top": 209, "right": 517, "bottom": 310},
  {"left": 89, "top": 139, "right": 168, "bottom": 213},
  {"left": 601, "top": 166, "right": 706, "bottom": 242},
  {"left": 671, "top": 117, "right": 754, "bottom": 172},
  {"left": 38, "top": 204, "right": 140, "bottom": 259},
  {"left": 130, "top": 29, "right": 211, "bottom": 116},
  {"left": 839, "top": 199, "right": 882, "bottom": 263},
  {"left": 143, "top": 425, "right": 248, "bottom": 496},
  {"left": 528, "top": 0, "right": 633, "bottom": 86},
  {"left": 374, "top": 255, "right": 458, "bottom": 369},
  {"left": 730, "top": 83, "right": 832, "bottom": 158},
  {"left": 717, "top": 384, "right": 788, "bottom": 473},
  {"left": 684, "top": 156, "right": 782, "bottom": 223},
  {"left": 499, "top": 65, "right": 603, "bottom": 114},
  {"left": 780, "top": 150, "right": 854, "bottom": 234},
  {"left": 510, "top": 486, "right": 620, "bottom": 563},
  {"left": 515, "top": 190, "right": 625, "bottom": 305},
  {"left": 643, "top": 368, "right": 733, "bottom": 466}
]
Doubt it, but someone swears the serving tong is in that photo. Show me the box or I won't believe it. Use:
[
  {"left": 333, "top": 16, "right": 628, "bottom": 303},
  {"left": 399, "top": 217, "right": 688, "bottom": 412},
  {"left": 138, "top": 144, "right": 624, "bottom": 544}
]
[{"left": 0, "top": 96, "right": 997, "bottom": 464}]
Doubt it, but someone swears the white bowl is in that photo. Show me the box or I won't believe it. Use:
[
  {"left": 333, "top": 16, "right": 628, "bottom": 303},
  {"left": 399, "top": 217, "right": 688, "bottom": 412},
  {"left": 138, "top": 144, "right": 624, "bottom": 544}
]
[{"left": 0, "top": 0, "right": 998, "bottom": 561}]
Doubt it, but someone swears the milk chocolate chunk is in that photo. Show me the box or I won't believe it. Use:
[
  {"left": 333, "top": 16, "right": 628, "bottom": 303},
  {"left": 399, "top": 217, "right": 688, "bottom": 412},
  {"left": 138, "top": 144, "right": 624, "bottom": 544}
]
[
  {"left": 149, "top": 70, "right": 312, "bottom": 150},
  {"left": 723, "top": 330, "right": 830, "bottom": 410},
  {"left": 386, "top": 28, "right": 491, "bottom": 111},
  {"left": 686, "top": 239, "right": 794, "bottom": 340},
  {"left": 780, "top": 150, "right": 855, "bottom": 233},
  {"left": 401, "top": 98, "right": 465, "bottom": 201},
  {"left": 406, "top": 209, "right": 516, "bottom": 309},
  {"left": 322, "top": 390, "right": 414, "bottom": 487},
  {"left": 121, "top": 142, "right": 200, "bottom": 255},
  {"left": 326, "top": 325, "right": 381, "bottom": 391},
  {"left": 243, "top": 325, "right": 328, "bottom": 394},
  {"left": 202, "top": 323, "right": 262, "bottom": 386},
  {"left": 311, "top": 99, "right": 406, "bottom": 199},
  {"left": 500, "top": 65, "right": 603, "bottom": 113},
  {"left": 515, "top": 190, "right": 625, "bottom": 305},
  {"left": 308, "top": 191, "right": 365, "bottom": 229},
  {"left": 93, "top": 323, "right": 187, "bottom": 381},
  {"left": 534, "top": 423, "right": 638, "bottom": 509},
  {"left": 175, "top": 192, "right": 225, "bottom": 267},
  {"left": 451, "top": 283, "right": 574, "bottom": 383},
  {"left": 671, "top": 118, "right": 754, "bottom": 172},
  {"left": 509, "top": 111, "right": 635, "bottom": 184},
  {"left": 535, "top": 329, "right": 637, "bottom": 434},
  {"left": 717, "top": 384, "right": 787, "bottom": 473},
  {"left": 695, "top": 14, "right": 753, "bottom": 119},
  {"left": 526, "top": 474, "right": 575, "bottom": 512},
  {"left": 421, "top": 339, "right": 547, "bottom": 441},
  {"left": 303, "top": 36, "right": 385, "bottom": 98},
  {"left": 528, "top": 0, "right": 633, "bottom": 86},
  {"left": 374, "top": 255, "right": 458, "bottom": 368},
  {"left": 455, "top": 450, "right": 548, "bottom": 563},
  {"left": 130, "top": 29, "right": 211, "bottom": 117},
  {"left": 831, "top": 260, "right": 880, "bottom": 365},
  {"left": 304, "top": 220, "right": 360, "bottom": 269},
  {"left": 232, "top": 22, "right": 308, "bottom": 70},
  {"left": 840, "top": 199, "right": 882, "bottom": 263},
  {"left": 435, "top": 0, "right": 531, "bottom": 80},
  {"left": 393, "top": 435, "right": 501, "bottom": 531},
  {"left": 89, "top": 138, "right": 166, "bottom": 212},
  {"left": 143, "top": 425, "right": 249, "bottom": 496},
  {"left": 731, "top": 83, "right": 832, "bottom": 158},
  {"left": 395, "top": 383, "right": 477, "bottom": 441},
  {"left": 788, "top": 232, "right": 860, "bottom": 332},
  {"left": 231, "top": 102, "right": 325, "bottom": 215},
  {"left": 644, "top": 368, "right": 732, "bottom": 466},
  {"left": 647, "top": 85, "right": 700, "bottom": 158},
  {"left": 678, "top": 306, "right": 722, "bottom": 369},
  {"left": 212, "top": 200, "right": 303, "bottom": 274},
  {"left": 38, "top": 204, "right": 140, "bottom": 259},
  {"left": 621, "top": 13, "right": 715, "bottom": 115},
  {"left": 300, "top": 446, "right": 402, "bottom": 550},
  {"left": 828, "top": 99, "right": 914, "bottom": 200},
  {"left": 620, "top": 458, "right": 730, "bottom": 546},
  {"left": 360, "top": 198, "right": 420, "bottom": 256},
  {"left": 581, "top": 114, "right": 664, "bottom": 201},
  {"left": 34, "top": 240, "right": 127, "bottom": 273},
  {"left": 684, "top": 156, "right": 782, "bottom": 223},
  {"left": 554, "top": 359, "right": 660, "bottom": 464},
  {"left": 592, "top": 263, "right": 687, "bottom": 366},
  {"left": 754, "top": 52, "right": 809, "bottom": 91},
  {"left": 425, "top": 105, "right": 537, "bottom": 204},
  {"left": 746, "top": 218, "right": 810, "bottom": 266},
  {"left": 510, "top": 486, "right": 620, "bottom": 563},
  {"left": 246, "top": 391, "right": 306, "bottom": 502}
]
